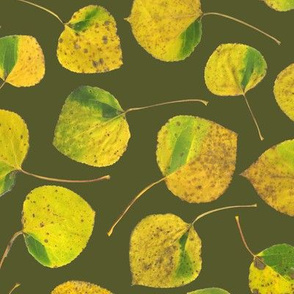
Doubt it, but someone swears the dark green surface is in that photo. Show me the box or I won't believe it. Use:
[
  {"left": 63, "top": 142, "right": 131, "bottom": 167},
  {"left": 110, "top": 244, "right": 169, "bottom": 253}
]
[{"left": 0, "top": 0, "right": 293, "bottom": 293}]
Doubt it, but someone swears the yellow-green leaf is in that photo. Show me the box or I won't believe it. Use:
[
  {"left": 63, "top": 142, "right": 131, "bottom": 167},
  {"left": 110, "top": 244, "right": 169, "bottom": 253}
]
[
  {"left": 0, "top": 109, "right": 29, "bottom": 196},
  {"left": 22, "top": 185, "right": 95, "bottom": 267},
  {"left": 263, "top": 0, "right": 294, "bottom": 11},
  {"left": 242, "top": 139, "right": 294, "bottom": 216},
  {"left": 127, "top": 0, "right": 203, "bottom": 61},
  {"left": 274, "top": 63, "right": 294, "bottom": 121},
  {"left": 156, "top": 115, "right": 237, "bottom": 203},
  {"left": 0, "top": 35, "right": 45, "bottom": 87},
  {"left": 130, "top": 214, "right": 202, "bottom": 288},
  {"left": 57, "top": 5, "right": 122, "bottom": 73},
  {"left": 249, "top": 244, "right": 294, "bottom": 293},
  {"left": 204, "top": 43, "right": 267, "bottom": 96},
  {"left": 51, "top": 281, "right": 112, "bottom": 294},
  {"left": 188, "top": 289, "right": 230, "bottom": 294},
  {"left": 53, "top": 86, "right": 130, "bottom": 167}
]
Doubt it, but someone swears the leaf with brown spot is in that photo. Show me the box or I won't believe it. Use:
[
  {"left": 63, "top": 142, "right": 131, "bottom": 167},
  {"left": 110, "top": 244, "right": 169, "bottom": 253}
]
[{"left": 51, "top": 281, "right": 112, "bottom": 294}]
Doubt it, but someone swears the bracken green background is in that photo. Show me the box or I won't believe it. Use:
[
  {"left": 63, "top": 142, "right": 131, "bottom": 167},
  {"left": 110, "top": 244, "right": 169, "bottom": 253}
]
[{"left": 0, "top": 0, "right": 293, "bottom": 293}]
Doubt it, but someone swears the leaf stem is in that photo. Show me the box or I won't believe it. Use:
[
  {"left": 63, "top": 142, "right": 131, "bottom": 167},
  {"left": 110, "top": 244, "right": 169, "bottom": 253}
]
[
  {"left": 17, "top": 0, "right": 64, "bottom": 26},
  {"left": 0, "top": 231, "right": 23, "bottom": 270},
  {"left": 124, "top": 99, "right": 208, "bottom": 114},
  {"left": 242, "top": 94, "right": 264, "bottom": 141},
  {"left": 191, "top": 204, "right": 257, "bottom": 226},
  {"left": 20, "top": 169, "right": 110, "bottom": 183},
  {"left": 9, "top": 283, "right": 21, "bottom": 294},
  {"left": 107, "top": 177, "right": 166, "bottom": 236},
  {"left": 0, "top": 81, "right": 6, "bottom": 90},
  {"left": 235, "top": 215, "right": 256, "bottom": 257},
  {"left": 202, "top": 12, "right": 281, "bottom": 45}
]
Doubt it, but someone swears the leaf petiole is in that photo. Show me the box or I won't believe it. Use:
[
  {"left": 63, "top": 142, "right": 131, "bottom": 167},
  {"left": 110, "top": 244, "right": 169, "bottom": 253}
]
[
  {"left": 9, "top": 283, "right": 21, "bottom": 294},
  {"left": 0, "top": 81, "right": 5, "bottom": 90}
]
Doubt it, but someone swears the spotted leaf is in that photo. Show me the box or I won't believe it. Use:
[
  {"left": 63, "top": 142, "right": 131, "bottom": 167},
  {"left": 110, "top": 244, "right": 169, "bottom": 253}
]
[
  {"left": 263, "top": 0, "right": 294, "bottom": 11},
  {"left": 51, "top": 281, "right": 112, "bottom": 294}
]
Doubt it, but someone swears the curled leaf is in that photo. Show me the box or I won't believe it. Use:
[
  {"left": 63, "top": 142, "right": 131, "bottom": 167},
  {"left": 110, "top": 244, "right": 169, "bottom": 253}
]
[
  {"left": 127, "top": 0, "right": 203, "bottom": 61},
  {"left": 188, "top": 289, "right": 230, "bottom": 294},
  {"left": 58, "top": 5, "right": 123, "bottom": 73},
  {"left": 22, "top": 185, "right": 95, "bottom": 267},
  {"left": 51, "top": 281, "right": 112, "bottom": 294},
  {"left": 0, "top": 109, "right": 29, "bottom": 196},
  {"left": 263, "top": 0, "right": 294, "bottom": 11},
  {"left": 0, "top": 35, "right": 45, "bottom": 87},
  {"left": 274, "top": 63, "right": 294, "bottom": 121},
  {"left": 53, "top": 86, "right": 130, "bottom": 167},
  {"left": 156, "top": 115, "right": 237, "bottom": 203},
  {"left": 242, "top": 139, "right": 294, "bottom": 216},
  {"left": 130, "top": 214, "right": 202, "bottom": 288}
]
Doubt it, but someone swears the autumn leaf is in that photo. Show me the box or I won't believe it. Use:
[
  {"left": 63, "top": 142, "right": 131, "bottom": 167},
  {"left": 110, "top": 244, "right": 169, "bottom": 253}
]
[
  {"left": 188, "top": 289, "right": 230, "bottom": 294},
  {"left": 241, "top": 139, "right": 294, "bottom": 216},
  {"left": 19, "top": 1, "right": 122, "bottom": 73},
  {"left": 263, "top": 0, "right": 294, "bottom": 11},
  {"left": 0, "top": 35, "right": 45, "bottom": 89},
  {"left": 0, "top": 186, "right": 95, "bottom": 269},
  {"left": 205, "top": 43, "right": 267, "bottom": 140},
  {"left": 129, "top": 205, "right": 256, "bottom": 288},
  {"left": 51, "top": 281, "right": 112, "bottom": 294},
  {"left": 274, "top": 63, "right": 294, "bottom": 121}
]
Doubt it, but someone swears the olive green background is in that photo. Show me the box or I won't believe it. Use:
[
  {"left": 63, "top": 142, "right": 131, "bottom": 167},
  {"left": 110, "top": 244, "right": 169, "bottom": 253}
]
[{"left": 0, "top": 0, "right": 293, "bottom": 293}]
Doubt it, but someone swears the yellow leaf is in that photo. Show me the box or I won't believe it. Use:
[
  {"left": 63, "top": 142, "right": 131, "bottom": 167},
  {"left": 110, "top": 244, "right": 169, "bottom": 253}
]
[
  {"left": 130, "top": 214, "right": 202, "bottom": 288},
  {"left": 22, "top": 185, "right": 95, "bottom": 267},
  {"left": 52, "top": 281, "right": 112, "bottom": 294},
  {"left": 274, "top": 63, "right": 294, "bottom": 121},
  {"left": 263, "top": 0, "right": 294, "bottom": 11}
]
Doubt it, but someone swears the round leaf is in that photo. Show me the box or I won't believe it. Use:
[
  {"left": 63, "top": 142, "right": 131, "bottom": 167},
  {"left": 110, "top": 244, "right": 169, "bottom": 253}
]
[
  {"left": 249, "top": 244, "right": 294, "bottom": 293},
  {"left": 0, "top": 109, "right": 29, "bottom": 196},
  {"left": 57, "top": 5, "right": 123, "bottom": 73},
  {"left": 53, "top": 86, "right": 130, "bottom": 167},
  {"left": 130, "top": 214, "right": 202, "bottom": 288},
  {"left": 0, "top": 35, "right": 45, "bottom": 87},
  {"left": 156, "top": 115, "right": 237, "bottom": 203},
  {"left": 127, "top": 0, "right": 203, "bottom": 61},
  {"left": 22, "top": 185, "right": 95, "bottom": 268},
  {"left": 242, "top": 139, "right": 294, "bottom": 216},
  {"left": 263, "top": 0, "right": 294, "bottom": 11},
  {"left": 188, "top": 289, "right": 230, "bottom": 294},
  {"left": 274, "top": 63, "right": 294, "bottom": 121},
  {"left": 52, "top": 281, "right": 112, "bottom": 294},
  {"left": 205, "top": 43, "right": 267, "bottom": 96}
]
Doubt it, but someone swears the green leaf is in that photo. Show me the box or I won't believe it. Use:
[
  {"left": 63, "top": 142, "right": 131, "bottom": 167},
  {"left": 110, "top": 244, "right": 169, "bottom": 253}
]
[
  {"left": 127, "top": 0, "right": 203, "bottom": 61},
  {"left": 263, "top": 0, "right": 294, "bottom": 11},
  {"left": 241, "top": 139, "right": 294, "bottom": 216},
  {"left": 129, "top": 214, "right": 202, "bottom": 288},
  {"left": 156, "top": 115, "right": 237, "bottom": 203},
  {"left": 22, "top": 185, "right": 95, "bottom": 267},
  {"left": 0, "top": 35, "right": 45, "bottom": 87},
  {"left": 51, "top": 281, "right": 112, "bottom": 294},
  {"left": 0, "top": 109, "right": 29, "bottom": 196},
  {"left": 53, "top": 86, "right": 130, "bottom": 167},
  {"left": 249, "top": 244, "right": 294, "bottom": 293},
  {"left": 188, "top": 288, "right": 230, "bottom": 294}
]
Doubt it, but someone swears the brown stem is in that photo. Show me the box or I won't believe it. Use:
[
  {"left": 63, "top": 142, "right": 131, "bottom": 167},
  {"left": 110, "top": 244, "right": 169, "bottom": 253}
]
[
  {"left": 9, "top": 283, "right": 21, "bottom": 294},
  {"left": 20, "top": 169, "right": 110, "bottom": 183},
  {"left": 242, "top": 94, "right": 264, "bottom": 141},
  {"left": 17, "top": 0, "right": 64, "bottom": 26},
  {"left": 202, "top": 12, "right": 281, "bottom": 45},
  {"left": 107, "top": 177, "right": 166, "bottom": 236},
  {"left": 0, "top": 231, "right": 23, "bottom": 270}
]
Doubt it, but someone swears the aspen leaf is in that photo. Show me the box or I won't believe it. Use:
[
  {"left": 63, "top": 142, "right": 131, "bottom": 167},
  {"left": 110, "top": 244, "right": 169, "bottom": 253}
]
[
  {"left": 242, "top": 139, "right": 294, "bottom": 216},
  {"left": 22, "top": 186, "right": 95, "bottom": 267},
  {"left": 274, "top": 63, "right": 294, "bottom": 121},
  {"left": 188, "top": 289, "right": 230, "bottom": 294},
  {"left": 156, "top": 115, "right": 237, "bottom": 203},
  {"left": 130, "top": 214, "right": 202, "bottom": 288},
  {"left": 53, "top": 86, "right": 131, "bottom": 167},
  {"left": 0, "top": 35, "right": 45, "bottom": 88},
  {"left": 51, "top": 281, "right": 112, "bottom": 294},
  {"left": 0, "top": 109, "right": 29, "bottom": 196},
  {"left": 263, "top": 0, "right": 294, "bottom": 11}
]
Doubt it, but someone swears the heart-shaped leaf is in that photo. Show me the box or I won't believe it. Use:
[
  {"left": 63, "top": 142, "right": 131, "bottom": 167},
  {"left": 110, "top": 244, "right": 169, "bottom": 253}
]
[
  {"left": 188, "top": 289, "right": 230, "bottom": 294},
  {"left": 51, "top": 281, "right": 112, "bottom": 294},
  {"left": 0, "top": 35, "right": 45, "bottom": 88},
  {"left": 22, "top": 186, "right": 95, "bottom": 267},
  {"left": 156, "top": 115, "right": 237, "bottom": 203},
  {"left": 274, "top": 63, "right": 294, "bottom": 121},
  {"left": 263, "top": 0, "right": 294, "bottom": 11},
  {"left": 127, "top": 0, "right": 203, "bottom": 61},
  {"left": 241, "top": 139, "right": 294, "bottom": 216}
]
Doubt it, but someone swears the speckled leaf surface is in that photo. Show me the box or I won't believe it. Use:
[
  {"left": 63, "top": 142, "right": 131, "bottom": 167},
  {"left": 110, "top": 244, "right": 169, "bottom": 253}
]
[
  {"left": 263, "top": 0, "right": 294, "bottom": 11},
  {"left": 51, "top": 281, "right": 112, "bottom": 294}
]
